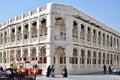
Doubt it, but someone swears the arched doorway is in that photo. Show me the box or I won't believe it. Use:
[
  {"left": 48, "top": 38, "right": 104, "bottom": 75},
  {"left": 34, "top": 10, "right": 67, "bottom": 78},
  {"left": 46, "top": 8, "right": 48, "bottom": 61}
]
[
  {"left": 55, "top": 46, "right": 65, "bottom": 64},
  {"left": 54, "top": 46, "right": 65, "bottom": 74}
]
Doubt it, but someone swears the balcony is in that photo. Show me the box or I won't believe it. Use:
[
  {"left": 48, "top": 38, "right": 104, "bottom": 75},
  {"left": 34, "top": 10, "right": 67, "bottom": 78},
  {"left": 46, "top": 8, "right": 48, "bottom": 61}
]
[
  {"left": 80, "top": 39, "right": 85, "bottom": 44},
  {"left": 23, "top": 39, "right": 29, "bottom": 44},
  {"left": 39, "top": 35, "right": 47, "bottom": 41},
  {"left": 10, "top": 41, "right": 16, "bottom": 46},
  {"left": 55, "top": 35, "right": 66, "bottom": 41},
  {"left": 16, "top": 40, "right": 22, "bottom": 45},
  {"left": 73, "top": 37, "right": 79, "bottom": 42},
  {"left": 31, "top": 37, "right": 37, "bottom": 43}
]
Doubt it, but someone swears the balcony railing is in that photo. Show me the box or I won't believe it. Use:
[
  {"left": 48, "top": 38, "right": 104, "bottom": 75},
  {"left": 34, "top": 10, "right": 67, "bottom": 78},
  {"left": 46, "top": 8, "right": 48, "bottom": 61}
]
[
  {"left": 10, "top": 41, "right": 16, "bottom": 46},
  {"left": 31, "top": 37, "right": 37, "bottom": 43},
  {"left": 39, "top": 35, "right": 47, "bottom": 41},
  {"left": 23, "top": 39, "right": 29, "bottom": 44},
  {"left": 55, "top": 35, "right": 66, "bottom": 41},
  {"left": 80, "top": 39, "right": 85, "bottom": 44},
  {"left": 16, "top": 40, "right": 22, "bottom": 44},
  {"left": 73, "top": 37, "right": 79, "bottom": 42}
]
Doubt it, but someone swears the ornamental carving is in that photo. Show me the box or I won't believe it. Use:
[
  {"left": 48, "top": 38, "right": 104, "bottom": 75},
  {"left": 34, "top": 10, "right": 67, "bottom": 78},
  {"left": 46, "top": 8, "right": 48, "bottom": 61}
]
[{"left": 56, "top": 46, "right": 65, "bottom": 56}]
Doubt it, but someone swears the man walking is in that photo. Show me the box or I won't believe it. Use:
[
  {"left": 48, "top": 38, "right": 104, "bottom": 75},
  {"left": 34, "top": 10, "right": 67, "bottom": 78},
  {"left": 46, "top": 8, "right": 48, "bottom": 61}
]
[{"left": 103, "top": 64, "right": 107, "bottom": 74}]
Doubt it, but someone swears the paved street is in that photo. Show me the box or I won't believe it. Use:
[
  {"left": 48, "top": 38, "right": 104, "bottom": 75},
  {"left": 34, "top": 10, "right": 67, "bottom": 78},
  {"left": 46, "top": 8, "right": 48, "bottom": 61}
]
[{"left": 36, "top": 74, "right": 120, "bottom": 80}]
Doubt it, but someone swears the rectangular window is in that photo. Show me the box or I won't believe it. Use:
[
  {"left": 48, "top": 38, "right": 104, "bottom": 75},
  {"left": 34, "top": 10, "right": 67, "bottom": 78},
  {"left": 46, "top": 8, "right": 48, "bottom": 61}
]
[
  {"left": 93, "top": 59, "right": 96, "bottom": 64},
  {"left": 64, "top": 57, "right": 66, "bottom": 64},
  {"left": 75, "top": 58, "right": 78, "bottom": 64},
  {"left": 60, "top": 57, "right": 63, "bottom": 64},
  {"left": 69, "top": 57, "right": 73, "bottom": 64},
  {"left": 54, "top": 57, "right": 55, "bottom": 64},
  {"left": 72, "top": 57, "right": 74, "bottom": 64},
  {"left": 44, "top": 57, "right": 47, "bottom": 63},
  {"left": 98, "top": 59, "right": 101, "bottom": 64},
  {"left": 24, "top": 34, "right": 27, "bottom": 39},
  {"left": 103, "top": 60, "right": 105, "bottom": 64}
]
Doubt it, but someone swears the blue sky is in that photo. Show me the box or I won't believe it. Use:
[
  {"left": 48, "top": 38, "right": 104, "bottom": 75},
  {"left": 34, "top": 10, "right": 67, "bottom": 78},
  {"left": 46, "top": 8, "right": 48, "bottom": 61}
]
[{"left": 0, "top": 0, "right": 120, "bottom": 32}]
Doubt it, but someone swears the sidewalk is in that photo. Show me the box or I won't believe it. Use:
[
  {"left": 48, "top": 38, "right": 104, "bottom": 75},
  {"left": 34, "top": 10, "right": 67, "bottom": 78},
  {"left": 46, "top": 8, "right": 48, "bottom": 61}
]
[{"left": 36, "top": 74, "right": 120, "bottom": 80}]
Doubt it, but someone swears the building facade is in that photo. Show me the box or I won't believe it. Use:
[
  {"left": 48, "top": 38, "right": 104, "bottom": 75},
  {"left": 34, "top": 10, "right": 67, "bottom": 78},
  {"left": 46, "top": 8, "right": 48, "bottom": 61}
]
[{"left": 0, "top": 3, "right": 120, "bottom": 74}]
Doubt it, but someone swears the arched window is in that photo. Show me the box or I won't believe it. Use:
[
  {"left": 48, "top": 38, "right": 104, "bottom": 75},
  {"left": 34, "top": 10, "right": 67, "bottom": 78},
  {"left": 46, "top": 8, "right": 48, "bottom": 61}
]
[
  {"left": 87, "top": 27, "right": 91, "bottom": 41},
  {"left": 93, "top": 29, "right": 97, "bottom": 43},
  {"left": 103, "top": 33, "right": 105, "bottom": 45},
  {"left": 110, "top": 36, "right": 113, "bottom": 47},
  {"left": 23, "top": 23, "right": 29, "bottom": 39},
  {"left": 31, "top": 48, "right": 37, "bottom": 60},
  {"left": 39, "top": 46, "right": 47, "bottom": 63},
  {"left": 4, "top": 31, "right": 7, "bottom": 43},
  {"left": 117, "top": 55, "right": 119, "bottom": 64},
  {"left": 23, "top": 48, "right": 28, "bottom": 61},
  {"left": 54, "top": 17, "right": 66, "bottom": 41},
  {"left": 16, "top": 49, "right": 21, "bottom": 61},
  {"left": 72, "top": 48, "right": 78, "bottom": 64},
  {"left": 87, "top": 50, "right": 91, "bottom": 64},
  {"left": 98, "top": 52, "right": 101, "bottom": 64},
  {"left": 110, "top": 54, "right": 113, "bottom": 64},
  {"left": 98, "top": 31, "right": 101, "bottom": 44},
  {"left": 93, "top": 51, "right": 96, "bottom": 64},
  {"left": 107, "top": 53, "right": 109, "bottom": 64},
  {"left": 80, "top": 49, "right": 85, "bottom": 64},
  {"left": 72, "top": 21, "right": 78, "bottom": 42},
  {"left": 17, "top": 26, "right": 22, "bottom": 41},
  {"left": 31, "top": 21, "right": 37, "bottom": 38},
  {"left": 56, "top": 46, "right": 66, "bottom": 64},
  {"left": 117, "top": 39, "right": 119, "bottom": 49},
  {"left": 11, "top": 28, "right": 15, "bottom": 42},
  {"left": 103, "top": 53, "right": 106, "bottom": 64},
  {"left": 3, "top": 51, "right": 6, "bottom": 63},
  {"left": 40, "top": 19, "right": 47, "bottom": 36},
  {"left": 69, "top": 48, "right": 78, "bottom": 64},
  {"left": 107, "top": 35, "right": 109, "bottom": 47},
  {"left": 80, "top": 24, "right": 85, "bottom": 40}
]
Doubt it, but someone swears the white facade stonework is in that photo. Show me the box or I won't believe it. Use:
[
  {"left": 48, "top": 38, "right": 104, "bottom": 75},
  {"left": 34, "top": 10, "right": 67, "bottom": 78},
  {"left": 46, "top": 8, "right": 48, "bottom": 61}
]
[{"left": 0, "top": 3, "right": 120, "bottom": 74}]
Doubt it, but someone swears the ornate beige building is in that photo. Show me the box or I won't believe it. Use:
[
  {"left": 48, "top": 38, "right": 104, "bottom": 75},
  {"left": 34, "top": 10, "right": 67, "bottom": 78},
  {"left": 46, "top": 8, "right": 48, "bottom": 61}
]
[{"left": 0, "top": 3, "right": 120, "bottom": 74}]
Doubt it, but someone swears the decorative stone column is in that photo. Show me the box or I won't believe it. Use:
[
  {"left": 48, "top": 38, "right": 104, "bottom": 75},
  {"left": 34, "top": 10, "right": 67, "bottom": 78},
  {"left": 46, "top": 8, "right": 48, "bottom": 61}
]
[
  {"left": 15, "top": 27, "right": 17, "bottom": 45},
  {"left": 84, "top": 49, "right": 87, "bottom": 68},
  {"left": 36, "top": 46, "right": 39, "bottom": 60},
  {"left": 29, "top": 21, "right": 31, "bottom": 43},
  {"left": 28, "top": 47, "right": 31, "bottom": 61},
  {"left": 91, "top": 50, "right": 93, "bottom": 69},
  {"left": 85, "top": 25, "right": 87, "bottom": 44},
  {"left": 6, "top": 29, "right": 9, "bottom": 46},
  {"left": 37, "top": 19, "right": 40, "bottom": 43},
  {"left": 65, "top": 16, "right": 73, "bottom": 69},
  {"left": 21, "top": 48, "right": 24, "bottom": 61},
  {"left": 46, "top": 44, "right": 54, "bottom": 67},
  {"left": 96, "top": 51, "right": 98, "bottom": 69},
  {"left": 46, "top": 10, "right": 55, "bottom": 67},
  {"left": 14, "top": 49, "right": 17, "bottom": 62},
  {"left": 21, "top": 23, "right": 24, "bottom": 44}
]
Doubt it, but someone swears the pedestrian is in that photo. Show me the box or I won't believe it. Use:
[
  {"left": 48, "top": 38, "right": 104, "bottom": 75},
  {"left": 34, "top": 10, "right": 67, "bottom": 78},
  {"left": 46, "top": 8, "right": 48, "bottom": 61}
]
[
  {"left": 110, "top": 64, "right": 114, "bottom": 74},
  {"left": 46, "top": 65, "right": 51, "bottom": 77},
  {"left": 62, "top": 66, "right": 68, "bottom": 77},
  {"left": 103, "top": 64, "right": 106, "bottom": 74},
  {"left": 50, "top": 65, "right": 55, "bottom": 78},
  {"left": 108, "top": 65, "right": 111, "bottom": 74},
  {"left": 0, "top": 66, "right": 3, "bottom": 71}
]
